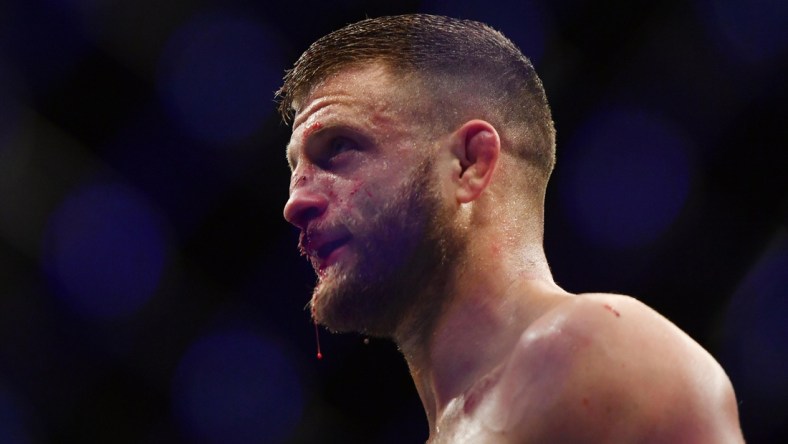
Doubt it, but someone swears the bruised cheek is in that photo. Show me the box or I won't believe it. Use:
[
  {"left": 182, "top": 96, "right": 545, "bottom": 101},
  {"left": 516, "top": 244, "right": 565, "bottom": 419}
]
[
  {"left": 340, "top": 179, "right": 378, "bottom": 217},
  {"left": 315, "top": 176, "right": 375, "bottom": 218},
  {"left": 348, "top": 179, "right": 376, "bottom": 200}
]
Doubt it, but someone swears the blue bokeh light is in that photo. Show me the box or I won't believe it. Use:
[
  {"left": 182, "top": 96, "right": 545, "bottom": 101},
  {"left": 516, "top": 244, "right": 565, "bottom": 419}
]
[
  {"left": 419, "top": 0, "right": 548, "bottom": 66},
  {"left": 558, "top": 107, "right": 694, "bottom": 249},
  {"left": 41, "top": 181, "right": 169, "bottom": 320},
  {"left": 157, "top": 11, "right": 285, "bottom": 144},
  {"left": 696, "top": 0, "right": 788, "bottom": 65},
  {"left": 722, "top": 234, "right": 788, "bottom": 437},
  {"left": 0, "top": 382, "right": 33, "bottom": 444},
  {"left": 172, "top": 329, "right": 304, "bottom": 444},
  {"left": 724, "top": 236, "right": 788, "bottom": 394},
  {"left": 0, "top": 58, "right": 23, "bottom": 155}
]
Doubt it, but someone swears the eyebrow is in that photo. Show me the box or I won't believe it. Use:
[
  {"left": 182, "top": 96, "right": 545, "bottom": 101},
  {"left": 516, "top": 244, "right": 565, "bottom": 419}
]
[{"left": 287, "top": 118, "right": 336, "bottom": 171}]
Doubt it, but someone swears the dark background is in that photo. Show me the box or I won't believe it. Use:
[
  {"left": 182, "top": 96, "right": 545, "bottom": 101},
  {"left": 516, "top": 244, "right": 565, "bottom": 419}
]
[{"left": 1, "top": 0, "right": 786, "bottom": 442}]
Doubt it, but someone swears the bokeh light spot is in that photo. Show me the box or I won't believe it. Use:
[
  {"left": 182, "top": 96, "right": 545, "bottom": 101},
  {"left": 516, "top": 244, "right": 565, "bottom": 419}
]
[
  {"left": 721, "top": 234, "right": 788, "bottom": 438},
  {"left": 559, "top": 107, "right": 694, "bottom": 249},
  {"left": 157, "top": 12, "right": 284, "bottom": 144},
  {"left": 696, "top": 0, "right": 788, "bottom": 65},
  {"left": 0, "top": 382, "right": 33, "bottom": 444},
  {"left": 172, "top": 329, "right": 304, "bottom": 444},
  {"left": 419, "top": 0, "right": 548, "bottom": 65},
  {"left": 724, "top": 236, "right": 788, "bottom": 393},
  {"left": 42, "top": 181, "right": 168, "bottom": 320}
]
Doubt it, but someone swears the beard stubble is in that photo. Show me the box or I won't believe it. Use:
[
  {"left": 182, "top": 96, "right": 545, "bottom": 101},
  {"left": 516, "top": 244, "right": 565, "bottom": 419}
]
[{"left": 309, "top": 158, "right": 463, "bottom": 338}]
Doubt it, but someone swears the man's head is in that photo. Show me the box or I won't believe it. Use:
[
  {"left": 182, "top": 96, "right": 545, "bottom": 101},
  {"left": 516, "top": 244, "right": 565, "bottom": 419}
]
[
  {"left": 281, "top": 15, "right": 556, "bottom": 337},
  {"left": 277, "top": 14, "right": 556, "bottom": 178}
]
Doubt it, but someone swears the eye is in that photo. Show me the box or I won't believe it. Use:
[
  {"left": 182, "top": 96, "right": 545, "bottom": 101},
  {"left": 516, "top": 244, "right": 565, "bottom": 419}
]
[
  {"left": 318, "top": 136, "right": 358, "bottom": 168},
  {"left": 306, "top": 132, "right": 366, "bottom": 170},
  {"left": 328, "top": 137, "right": 354, "bottom": 157}
]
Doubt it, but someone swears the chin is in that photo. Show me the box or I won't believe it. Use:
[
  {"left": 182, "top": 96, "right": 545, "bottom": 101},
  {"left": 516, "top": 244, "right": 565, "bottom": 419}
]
[{"left": 310, "top": 270, "right": 401, "bottom": 336}]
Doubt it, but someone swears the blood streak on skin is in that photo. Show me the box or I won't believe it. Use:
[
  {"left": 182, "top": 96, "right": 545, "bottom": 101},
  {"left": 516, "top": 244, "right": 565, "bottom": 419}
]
[
  {"left": 302, "top": 121, "right": 323, "bottom": 144},
  {"left": 314, "top": 321, "right": 323, "bottom": 360},
  {"left": 603, "top": 304, "right": 621, "bottom": 318},
  {"left": 349, "top": 180, "right": 364, "bottom": 197}
]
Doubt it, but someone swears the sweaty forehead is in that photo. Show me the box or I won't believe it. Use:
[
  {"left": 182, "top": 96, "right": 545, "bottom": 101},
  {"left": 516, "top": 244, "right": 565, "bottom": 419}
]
[{"left": 292, "top": 64, "right": 405, "bottom": 126}]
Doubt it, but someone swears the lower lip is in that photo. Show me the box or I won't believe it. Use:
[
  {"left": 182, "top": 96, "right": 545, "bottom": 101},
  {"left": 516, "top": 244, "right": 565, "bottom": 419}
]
[{"left": 318, "top": 243, "right": 349, "bottom": 272}]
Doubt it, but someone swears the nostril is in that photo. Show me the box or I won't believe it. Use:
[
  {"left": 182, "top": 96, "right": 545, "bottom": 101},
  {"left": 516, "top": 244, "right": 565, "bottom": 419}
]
[
  {"left": 283, "top": 190, "right": 328, "bottom": 228},
  {"left": 299, "top": 207, "right": 323, "bottom": 225}
]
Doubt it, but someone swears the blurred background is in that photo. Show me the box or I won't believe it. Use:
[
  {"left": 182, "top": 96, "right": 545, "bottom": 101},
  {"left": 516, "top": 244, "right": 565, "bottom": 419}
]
[{"left": 0, "top": 0, "right": 786, "bottom": 442}]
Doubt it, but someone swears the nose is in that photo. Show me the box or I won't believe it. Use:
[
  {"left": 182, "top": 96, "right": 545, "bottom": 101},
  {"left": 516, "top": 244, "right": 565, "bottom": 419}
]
[{"left": 283, "top": 177, "right": 328, "bottom": 229}]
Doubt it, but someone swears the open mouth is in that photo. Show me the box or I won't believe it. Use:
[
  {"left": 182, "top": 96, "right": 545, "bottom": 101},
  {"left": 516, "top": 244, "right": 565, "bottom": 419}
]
[{"left": 317, "top": 236, "right": 351, "bottom": 260}]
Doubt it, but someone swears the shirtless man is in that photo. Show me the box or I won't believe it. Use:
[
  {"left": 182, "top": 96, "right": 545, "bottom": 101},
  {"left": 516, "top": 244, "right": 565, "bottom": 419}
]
[{"left": 280, "top": 14, "right": 743, "bottom": 443}]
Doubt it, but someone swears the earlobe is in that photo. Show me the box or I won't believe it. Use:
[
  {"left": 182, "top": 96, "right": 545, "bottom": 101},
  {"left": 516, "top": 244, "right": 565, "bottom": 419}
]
[{"left": 453, "top": 120, "right": 501, "bottom": 203}]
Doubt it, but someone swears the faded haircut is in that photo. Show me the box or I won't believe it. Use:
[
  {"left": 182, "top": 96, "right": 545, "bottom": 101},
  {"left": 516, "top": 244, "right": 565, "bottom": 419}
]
[{"left": 276, "top": 14, "right": 556, "bottom": 178}]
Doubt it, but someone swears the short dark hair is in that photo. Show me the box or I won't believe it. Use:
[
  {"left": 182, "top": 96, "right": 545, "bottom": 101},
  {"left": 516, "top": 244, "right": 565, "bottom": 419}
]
[{"left": 276, "top": 14, "right": 555, "bottom": 177}]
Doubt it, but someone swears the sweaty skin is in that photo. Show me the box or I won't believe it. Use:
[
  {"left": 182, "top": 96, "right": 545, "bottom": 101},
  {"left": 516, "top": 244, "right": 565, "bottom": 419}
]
[
  {"left": 430, "top": 293, "right": 743, "bottom": 443},
  {"left": 284, "top": 63, "right": 745, "bottom": 443}
]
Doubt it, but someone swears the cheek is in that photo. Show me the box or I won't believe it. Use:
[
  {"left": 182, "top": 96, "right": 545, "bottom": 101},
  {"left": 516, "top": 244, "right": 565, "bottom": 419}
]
[
  {"left": 343, "top": 180, "right": 377, "bottom": 217},
  {"left": 348, "top": 180, "right": 375, "bottom": 200},
  {"left": 320, "top": 178, "right": 373, "bottom": 218}
]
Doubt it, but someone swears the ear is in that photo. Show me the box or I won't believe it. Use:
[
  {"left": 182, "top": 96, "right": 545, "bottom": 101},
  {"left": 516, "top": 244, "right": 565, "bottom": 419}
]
[{"left": 450, "top": 120, "right": 501, "bottom": 203}]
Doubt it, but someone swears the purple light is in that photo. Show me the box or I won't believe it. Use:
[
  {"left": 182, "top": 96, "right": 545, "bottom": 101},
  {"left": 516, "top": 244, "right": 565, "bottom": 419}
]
[
  {"left": 696, "top": 0, "right": 788, "bottom": 65},
  {"left": 41, "top": 181, "right": 169, "bottom": 320},
  {"left": 558, "top": 107, "right": 694, "bottom": 249},
  {"left": 721, "top": 234, "right": 788, "bottom": 438},
  {"left": 0, "top": 382, "right": 35, "bottom": 444},
  {"left": 172, "top": 329, "right": 304, "bottom": 444},
  {"left": 157, "top": 11, "right": 285, "bottom": 145},
  {"left": 724, "top": 235, "right": 788, "bottom": 394}
]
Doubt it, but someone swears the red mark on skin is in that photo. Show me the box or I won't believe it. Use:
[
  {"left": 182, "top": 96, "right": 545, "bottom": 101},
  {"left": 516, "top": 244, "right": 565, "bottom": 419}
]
[
  {"left": 463, "top": 373, "right": 498, "bottom": 415},
  {"left": 349, "top": 181, "right": 364, "bottom": 197},
  {"left": 345, "top": 181, "right": 371, "bottom": 199},
  {"left": 463, "top": 391, "right": 481, "bottom": 415},
  {"left": 603, "top": 304, "right": 621, "bottom": 317},
  {"left": 302, "top": 121, "right": 323, "bottom": 143},
  {"left": 582, "top": 398, "right": 590, "bottom": 408},
  {"left": 314, "top": 321, "right": 322, "bottom": 360}
]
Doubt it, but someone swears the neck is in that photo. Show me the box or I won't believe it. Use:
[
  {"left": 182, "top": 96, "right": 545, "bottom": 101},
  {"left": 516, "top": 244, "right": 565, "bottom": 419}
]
[{"left": 393, "top": 241, "right": 566, "bottom": 432}]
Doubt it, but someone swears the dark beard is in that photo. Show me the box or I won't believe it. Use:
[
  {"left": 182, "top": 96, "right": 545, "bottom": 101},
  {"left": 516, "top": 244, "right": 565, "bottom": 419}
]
[{"left": 310, "top": 160, "right": 461, "bottom": 338}]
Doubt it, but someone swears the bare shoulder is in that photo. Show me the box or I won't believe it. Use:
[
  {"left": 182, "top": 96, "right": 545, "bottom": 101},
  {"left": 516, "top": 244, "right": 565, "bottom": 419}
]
[{"left": 487, "top": 293, "right": 744, "bottom": 443}]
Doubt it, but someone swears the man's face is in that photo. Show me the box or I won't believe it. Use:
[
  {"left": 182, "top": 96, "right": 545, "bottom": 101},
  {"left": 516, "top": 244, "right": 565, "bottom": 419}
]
[{"left": 283, "top": 65, "right": 458, "bottom": 336}]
